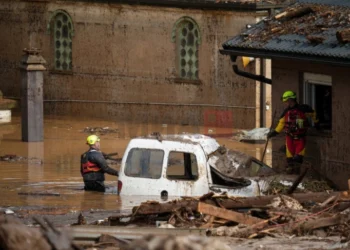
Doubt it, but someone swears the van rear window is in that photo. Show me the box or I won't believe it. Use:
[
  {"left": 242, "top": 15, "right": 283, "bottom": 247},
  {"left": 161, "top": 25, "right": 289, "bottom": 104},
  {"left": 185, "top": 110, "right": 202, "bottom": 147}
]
[{"left": 124, "top": 148, "right": 164, "bottom": 179}]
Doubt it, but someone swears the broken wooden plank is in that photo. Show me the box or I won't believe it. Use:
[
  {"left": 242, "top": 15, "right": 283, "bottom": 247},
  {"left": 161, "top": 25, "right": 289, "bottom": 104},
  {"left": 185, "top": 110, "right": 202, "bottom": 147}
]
[
  {"left": 336, "top": 29, "right": 350, "bottom": 43},
  {"left": 306, "top": 36, "right": 325, "bottom": 44},
  {"left": 287, "top": 166, "right": 309, "bottom": 194},
  {"left": 199, "top": 192, "right": 214, "bottom": 201},
  {"left": 270, "top": 27, "right": 283, "bottom": 33},
  {"left": 275, "top": 7, "right": 313, "bottom": 20},
  {"left": 197, "top": 202, "right": 263, "bottom": 225},
  {"left": 133, "top": 191, "right": 345, "bottom": 215},
  {"left": 294, "top": 214, "right": 345, "bottom": 232}
]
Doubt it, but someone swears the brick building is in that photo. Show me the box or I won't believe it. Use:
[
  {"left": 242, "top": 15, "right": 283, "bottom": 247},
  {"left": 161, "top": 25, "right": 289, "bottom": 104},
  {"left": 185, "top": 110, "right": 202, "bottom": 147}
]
[{"left": 0, "top": 0, "right": 288, "bottom": 129}]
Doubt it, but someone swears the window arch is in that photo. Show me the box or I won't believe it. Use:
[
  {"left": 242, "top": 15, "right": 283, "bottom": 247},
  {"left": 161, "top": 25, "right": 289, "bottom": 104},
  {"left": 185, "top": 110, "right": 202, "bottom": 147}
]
[
  {"left": 47, "top": 10, "right": 74, "bottom": 71},
  {"left": 172, "top": 17, "right": 201, "bottom": 80}
]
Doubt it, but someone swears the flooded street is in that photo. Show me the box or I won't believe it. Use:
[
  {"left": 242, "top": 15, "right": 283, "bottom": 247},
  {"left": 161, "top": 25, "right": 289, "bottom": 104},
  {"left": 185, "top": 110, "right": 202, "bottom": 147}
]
[{"left": 0, "top": 114, "right": 271, "bottom": 221}]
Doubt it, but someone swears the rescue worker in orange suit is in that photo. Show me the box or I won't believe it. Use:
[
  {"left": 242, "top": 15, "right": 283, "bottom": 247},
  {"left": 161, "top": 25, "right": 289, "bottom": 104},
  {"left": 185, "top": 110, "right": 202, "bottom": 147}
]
[
  {"left": 267, "top": 91, "right": 319, "bottom": 174},
  {"left": 81, "top": 135, "right": 119, "bottom": 192}
]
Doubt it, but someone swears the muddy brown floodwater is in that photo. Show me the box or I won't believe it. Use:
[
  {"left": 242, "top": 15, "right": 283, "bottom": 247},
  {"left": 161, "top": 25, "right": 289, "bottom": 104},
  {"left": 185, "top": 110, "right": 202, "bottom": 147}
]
[{"left": 0, "top": 114, "right": 271, "bottom": 225}]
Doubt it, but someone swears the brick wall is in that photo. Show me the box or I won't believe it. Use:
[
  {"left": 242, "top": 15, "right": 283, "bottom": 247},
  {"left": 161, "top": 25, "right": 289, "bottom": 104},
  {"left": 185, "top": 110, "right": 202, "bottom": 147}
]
[{"left": 0, "top": 1, "right": 260, "bottom": 128}]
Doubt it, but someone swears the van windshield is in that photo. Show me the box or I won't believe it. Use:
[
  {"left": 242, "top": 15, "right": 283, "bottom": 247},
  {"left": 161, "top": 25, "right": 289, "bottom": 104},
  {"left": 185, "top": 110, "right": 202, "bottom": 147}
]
[{"left": 124, "top": 148, "right": 164, "bottom": 179}]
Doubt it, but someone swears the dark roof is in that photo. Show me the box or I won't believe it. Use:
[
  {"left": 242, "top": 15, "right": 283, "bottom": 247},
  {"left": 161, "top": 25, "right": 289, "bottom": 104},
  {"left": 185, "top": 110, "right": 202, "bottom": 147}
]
[
  {"left": 74, "top": 0, "right": 292, "bottom": 10},
  {"left": 298, "top": 0, "right": 350, "bottom": 7},
  {"left": 221, "top": 0, "right": 350, "bottom": 65}
]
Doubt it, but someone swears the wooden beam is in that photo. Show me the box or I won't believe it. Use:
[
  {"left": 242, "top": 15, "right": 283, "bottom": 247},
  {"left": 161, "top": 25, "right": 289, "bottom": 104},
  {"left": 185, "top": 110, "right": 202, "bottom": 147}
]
[
  {"left": 197, "top": 202, "right": 263, "bottom": 225},
  {"left": 294, "top": 214, "right": 344, "bottom": 232},
  {"left": 336, "top": 29, "right": 350, "bottom": 43},
  {"left": 133, "top": 192, "right": 345, "bottom": 215},
  {"left": 275, "top": 7, "right": 313, "bottom": 20}
]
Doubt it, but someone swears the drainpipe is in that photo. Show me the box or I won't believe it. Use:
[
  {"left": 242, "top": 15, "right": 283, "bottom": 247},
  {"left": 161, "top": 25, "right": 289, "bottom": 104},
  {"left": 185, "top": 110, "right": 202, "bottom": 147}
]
[
  {"left": 230, "top": 56, "right": 271, "bottom": 128},
  {"left": 230, "top": 55, "right": 272, "bottom": 84},
  {"left": 259, "top": 58, "right": 266, "bottom": 128}
]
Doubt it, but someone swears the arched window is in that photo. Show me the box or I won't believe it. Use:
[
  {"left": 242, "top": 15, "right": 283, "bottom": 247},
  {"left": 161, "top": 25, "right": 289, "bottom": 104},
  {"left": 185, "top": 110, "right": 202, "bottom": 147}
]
[
  {"left": 47, "top": 10, "right": 74, "bottom": 71},
  {"left": 172, "top": 17, "right": 201, "bottom": 80}
]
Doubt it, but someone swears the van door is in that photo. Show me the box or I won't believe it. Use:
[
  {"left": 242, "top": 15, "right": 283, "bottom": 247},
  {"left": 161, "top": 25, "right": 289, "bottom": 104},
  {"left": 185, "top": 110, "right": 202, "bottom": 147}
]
[{"left": 162, "top": 143, "right": 209, "bottom": 196}]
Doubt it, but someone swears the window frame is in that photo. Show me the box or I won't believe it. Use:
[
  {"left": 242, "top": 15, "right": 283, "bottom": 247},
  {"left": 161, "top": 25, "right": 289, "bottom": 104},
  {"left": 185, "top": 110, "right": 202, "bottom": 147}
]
[
  {"left": 124, "top": 148, "right": 165, "bottom": 179},
  {"left": 172, "top": 17, "right": 201, "bottom": 82},
  {"left": 303, "top": 72, "right": 332, "bottom": 133},
  {"left": 166, "top": 151, "right": 199, "bottom": 181},
  {"left": 47, "top": 10, "right": 74, "bottom": 73}
]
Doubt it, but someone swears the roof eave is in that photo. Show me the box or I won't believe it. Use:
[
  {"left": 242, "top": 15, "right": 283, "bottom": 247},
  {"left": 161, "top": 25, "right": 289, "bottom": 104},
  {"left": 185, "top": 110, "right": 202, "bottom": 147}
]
[
  {"left": 78, "top": 0, "right": 289, "bottom": 10},
  {"left": 220, "top": 48, "right": 350, "bottom": 67}
]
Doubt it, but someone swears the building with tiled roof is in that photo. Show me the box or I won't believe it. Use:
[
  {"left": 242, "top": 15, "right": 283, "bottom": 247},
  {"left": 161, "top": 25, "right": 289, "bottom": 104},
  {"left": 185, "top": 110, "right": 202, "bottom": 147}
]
[{"left": 220, "top": 0, "right": 350, "bottom": 189}]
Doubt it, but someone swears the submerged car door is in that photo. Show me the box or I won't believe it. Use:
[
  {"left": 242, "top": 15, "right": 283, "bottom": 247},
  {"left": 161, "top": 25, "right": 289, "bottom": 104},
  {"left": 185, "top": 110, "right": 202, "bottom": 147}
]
[{"left": 162, "top": 141, "right": 209, "bottom": 196}]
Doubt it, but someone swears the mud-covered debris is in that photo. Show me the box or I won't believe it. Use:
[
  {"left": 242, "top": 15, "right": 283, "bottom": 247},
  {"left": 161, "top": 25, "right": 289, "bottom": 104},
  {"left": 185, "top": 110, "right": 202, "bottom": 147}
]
[
  {"left": 267, "top": 194, "right": 303, "bottom": 210},
  {"left": 0, "top": 154, "right": 43, "bottom": 164},
  {"left": 302, "top": 180, "right": 333, "bottom": 193},
  {"left": 34, "top": 216, "right": 76, "bottom": 250},
  {"left": 122, "top": 234, "right": 231, "bottom": 250},
  {"left": 231, "top": 128, "right": 269, "bottom": 143},
  {"left": 121, "top": 191, "right": 350, "bottom": 240},
  {"left": 0, "top": 215, "right": 51, "bottom": 250},
  {"left": 83, "top": 127, "right": 119, "bottom": 135}
]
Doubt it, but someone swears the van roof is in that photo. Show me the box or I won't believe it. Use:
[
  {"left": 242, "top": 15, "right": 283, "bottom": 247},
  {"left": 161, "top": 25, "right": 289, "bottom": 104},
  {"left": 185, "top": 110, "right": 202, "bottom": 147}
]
[{"left": 137, "top": 133, "right": 220, "bottom": 156}]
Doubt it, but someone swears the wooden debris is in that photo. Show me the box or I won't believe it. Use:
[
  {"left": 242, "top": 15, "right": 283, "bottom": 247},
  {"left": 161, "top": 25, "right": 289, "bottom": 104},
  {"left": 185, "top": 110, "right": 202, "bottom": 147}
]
[
  {"left": 199, "top": 192, "right": 215, "bottom": 201},
  {"left": 275, "top": 7, "right": 313, "bottom": 20},
  {"left": 133, "top": 191, "right": 345, "bottom": 215},
  {"left": 287, "top": 166, "right": 310, "bottom": 194},
  {"left": 197, "top": 202, "right": 263, "bottom": 225},
  {"left": 293, "top": 214, "right": 345, "bottom": 232},
  {"left": 306, "top": 35, "right": 325, "bottom": 44},
  {"left": 271, "top": 27, "right": 283, "bottom": 33},
  {"left": 336, "top": 29, "right": 350, "bottom": 43}
]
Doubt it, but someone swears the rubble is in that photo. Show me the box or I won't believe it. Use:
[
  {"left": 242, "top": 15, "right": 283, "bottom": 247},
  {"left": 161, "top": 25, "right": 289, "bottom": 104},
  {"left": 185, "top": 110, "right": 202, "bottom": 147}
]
[
  {"left": 231, "top": 127, "right": 269, "bottom": 143},
  {"left": 2, "top": 188, "right": 350, "bottom": 249},
  {"left": 215, "top": 0, "right": 294, "bottom": 4},
  {"left": 83, "top": 127, "right": 119, "bottom": 135},
  {"left": 108, "top": 190, "right": 350, "bottom": 242},
  {"left": 240, "top": 3, "right": 350, "bottom": 45},
  {"left": 0, "top": 154, "right": 43, "bottom": 164}
]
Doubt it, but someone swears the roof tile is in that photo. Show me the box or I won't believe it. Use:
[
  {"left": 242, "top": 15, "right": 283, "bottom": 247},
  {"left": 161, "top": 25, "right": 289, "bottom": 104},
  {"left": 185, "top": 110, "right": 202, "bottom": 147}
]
[{"left": 222, "top": 0, "right": 350, "bottom": 60}]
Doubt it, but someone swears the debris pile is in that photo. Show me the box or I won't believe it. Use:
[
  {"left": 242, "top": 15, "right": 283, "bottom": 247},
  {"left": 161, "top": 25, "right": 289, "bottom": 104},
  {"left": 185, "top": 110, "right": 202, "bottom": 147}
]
[
  {"left": 215, "top": 0, "right": 294, "bottom": 4},
  {"left": 83, "top": 127, "right": 119, "bottom": 135},
  {"left": 109, "top": 191, "right": 350, "bottom": 241},
  {"left": 231, "top": 128, "right": 269, "bottom": 143},
  {"left": 242, "top": 3, "right": 350, "bottom": 45},
  {"left": 0, "top": 154, "right": 43, "bottom": 164}
]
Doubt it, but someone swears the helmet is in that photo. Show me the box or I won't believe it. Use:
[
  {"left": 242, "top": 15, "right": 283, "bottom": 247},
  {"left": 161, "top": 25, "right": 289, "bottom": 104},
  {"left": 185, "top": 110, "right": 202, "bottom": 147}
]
[
  {"left": 86, "top": 135, "right": 100, "bottom": 145},
  {"left": 282, "top": 90, "right": 297, "bottom": 102}
]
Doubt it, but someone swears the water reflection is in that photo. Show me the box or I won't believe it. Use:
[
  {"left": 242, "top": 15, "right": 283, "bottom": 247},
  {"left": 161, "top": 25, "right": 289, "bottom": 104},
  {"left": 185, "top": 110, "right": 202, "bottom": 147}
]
[{"left": 0, "top": 114, "right": 271, "bottom": 212}]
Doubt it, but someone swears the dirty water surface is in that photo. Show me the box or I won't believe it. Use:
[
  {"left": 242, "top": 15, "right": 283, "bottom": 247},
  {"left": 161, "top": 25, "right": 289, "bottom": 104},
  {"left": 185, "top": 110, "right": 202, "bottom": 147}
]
[{"left": 0, "top": 114, "right": 271, "bottom": 225}]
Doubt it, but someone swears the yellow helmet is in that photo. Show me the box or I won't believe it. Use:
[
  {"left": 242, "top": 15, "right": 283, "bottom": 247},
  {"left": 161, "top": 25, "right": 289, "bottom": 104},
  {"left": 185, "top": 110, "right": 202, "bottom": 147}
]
[
  {"left": 282, "top": 90, "right": 297, "bottom": 102},
  {"left": 86, "top": 135, "right": 100, "bottom": 145}
]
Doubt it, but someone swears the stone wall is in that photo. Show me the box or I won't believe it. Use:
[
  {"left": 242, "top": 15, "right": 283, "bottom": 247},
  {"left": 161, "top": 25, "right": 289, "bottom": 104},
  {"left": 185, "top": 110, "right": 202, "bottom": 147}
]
[{"left": 0, "top": 1, "right": 261, "bottom": 129}]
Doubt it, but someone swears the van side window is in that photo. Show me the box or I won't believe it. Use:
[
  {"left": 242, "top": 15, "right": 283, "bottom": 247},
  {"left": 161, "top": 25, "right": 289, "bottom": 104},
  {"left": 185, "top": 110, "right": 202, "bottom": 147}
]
[
  {"left": 167, "top": 152, "right": 198, "bottom": 181},
  {"left": 124, "top": 149, "right": 164, "bottom": 179}
]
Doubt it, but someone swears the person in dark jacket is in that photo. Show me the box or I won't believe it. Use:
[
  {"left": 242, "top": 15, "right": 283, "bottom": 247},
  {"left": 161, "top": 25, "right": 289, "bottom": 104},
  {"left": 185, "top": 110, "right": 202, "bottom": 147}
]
[{"left": 81, "top": 135, "right": 119, "bottom": 192}]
